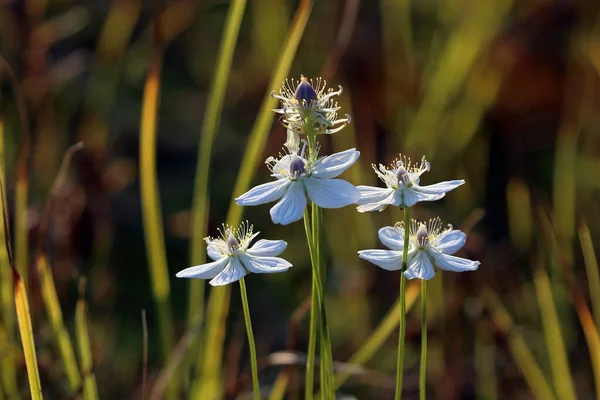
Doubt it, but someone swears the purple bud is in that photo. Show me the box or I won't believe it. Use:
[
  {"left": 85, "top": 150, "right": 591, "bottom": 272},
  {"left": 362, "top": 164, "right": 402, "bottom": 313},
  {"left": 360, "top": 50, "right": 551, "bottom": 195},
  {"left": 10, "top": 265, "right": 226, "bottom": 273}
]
[
  {"left": 227, "top": 234, "right": 240, "bottom": 254},
  {"left": 289, "top": 155, "right": 306, "bottom": 179},
  {"left": 396, "top": 166, "right": 410, "bottom": 185},
  {"left": 416, "top": 224, "right": 429, "bottom": 247},
  {"left": 294, "top": 77, "right": 317, "bottom": 105}
]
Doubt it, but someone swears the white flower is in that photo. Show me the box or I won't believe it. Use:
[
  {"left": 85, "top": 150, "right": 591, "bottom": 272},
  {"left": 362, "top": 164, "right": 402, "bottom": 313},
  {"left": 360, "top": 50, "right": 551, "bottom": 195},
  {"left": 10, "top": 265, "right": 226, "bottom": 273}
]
[
  {"left": 176, "top": 222, "right": 291, "bottom": 286},
  {"left": 235, "top": 145, "right": 360, "bottom": 225},
  {"left": 272, "top": 75, "right": 350, "bottom": 138},
  {"left": 358, "top": 218, "right": 479, "bottom": 280},
  {"left": 356, "top": 155, "right": 465, "bottom": 212}
]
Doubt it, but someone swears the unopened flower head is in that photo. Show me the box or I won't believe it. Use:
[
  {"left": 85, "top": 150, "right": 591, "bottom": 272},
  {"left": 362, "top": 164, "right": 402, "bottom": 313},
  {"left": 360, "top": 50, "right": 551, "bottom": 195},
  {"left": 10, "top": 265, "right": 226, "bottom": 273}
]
[
  {"left": 358, "top": 217, "right": 480, "bottom": 280},
  {"left": 356, "top": 154, "right": 465, "bottom": 211},
  {"left": 236, "top": 141, "right": 360, "bottom": 225},
  {"left": 272, "top": 75, "right": 350, "bottom": 138},
  {"left": 176, "top": 221, "right": 292, "bottom": 286}
]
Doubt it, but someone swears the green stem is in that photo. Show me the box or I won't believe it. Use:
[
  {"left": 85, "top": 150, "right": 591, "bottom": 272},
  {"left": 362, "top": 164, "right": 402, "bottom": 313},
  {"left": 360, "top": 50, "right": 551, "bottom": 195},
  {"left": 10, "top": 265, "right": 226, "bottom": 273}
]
[
  {"left": 305, "top": 274, "right": 318, "bottom": 400},
  {"left": 395, "top": 208, "right": 410, "bottom": 400},
  {"left": 419, "top": 280, "right": 427, "bottom": 400},
  {"left": 239, "top": 277, "right": 260, "bottom": 400}
]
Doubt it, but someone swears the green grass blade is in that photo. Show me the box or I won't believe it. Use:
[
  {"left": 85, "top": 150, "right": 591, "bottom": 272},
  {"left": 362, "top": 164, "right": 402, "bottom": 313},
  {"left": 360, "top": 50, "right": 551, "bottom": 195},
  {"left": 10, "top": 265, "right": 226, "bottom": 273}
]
[
  {"left": 196, "top": 1, "right": 314, "bottom": 398},
  {"left": 578, "top": 221, "right": 600, "bottom": 328},
  {"left": 572, "top": 287, "right": 600, "bottom": 400},
  {"left": 483, "top": 286, "right": 556, "bottom": 400},
  {"left": 139, "top": 4, "right": 175, "bottom": 398},
  {"left": 76, "top": 282, "right": 99, "bottom": 400},
  {"left": 532, "top": 261, "right": 577, "bottom": 400},
  {"left": 186, "top": 0, "right": 248, "bottom": 379},
  {"left": 13, "top": 269, "right": 43, "bottom": 399}
]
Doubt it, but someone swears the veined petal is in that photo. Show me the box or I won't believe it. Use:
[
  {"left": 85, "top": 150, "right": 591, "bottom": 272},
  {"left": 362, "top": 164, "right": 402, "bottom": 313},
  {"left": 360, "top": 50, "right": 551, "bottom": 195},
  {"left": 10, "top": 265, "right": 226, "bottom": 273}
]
[
  {"left": 312, "top": 148, "right": 360, "bottom": 179},
  {"left": 240, "top": 253, "right": 291, "bottom": 274},
  {"left": 358, "top": 249, "right": 403, "bottom": 271},
  {"left": 207, "top": 242, "right": 227, "bottom": 261},
  {"left": 378, "top": 226, "right": 405, "bottom": 251},
  {"left": 236, "top": 179, "right": 291, "bottom": 206},
  {"left": 270, "top": 181, "right": 306, "bottom": 225},
  {"left": 433, "top": 252, "right": 480, "bottom": 273},
  {"left": 415, "top": 180, "right": 465, "bottom": 196},
  {"left": 246, "top": 239, "right": 287, "bottom": 257},
  {"left": 431, "top": 230, "right": 466, "bottom": 254},
  {"left": 209, "top": 257, "right": 246, "bottom": 286},
  {"left": 304, "top": 178, "right": 359, "bottom": 208},
  {"left": 403, "top": 251, "right": 435, "bottom": 280},
  {"left": 176, "top": 257, "right": 229, "bottom": 279},
  {"left": 272, "top": 155, "right": 294, "bottom": 178},
  {"left": 402, "top": 187, "right": 445, "bottom": 207},
  {"left": 356, "top": 186, "right": 396, "bottom": 212}
]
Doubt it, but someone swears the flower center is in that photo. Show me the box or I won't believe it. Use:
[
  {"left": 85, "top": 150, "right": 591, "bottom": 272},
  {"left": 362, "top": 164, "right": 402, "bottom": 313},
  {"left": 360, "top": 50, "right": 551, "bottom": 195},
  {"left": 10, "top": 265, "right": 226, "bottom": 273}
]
[
  {"left": 416, "top": 224, "right": 429, "bottom": 248},
  {"left": 227, "top": 233, "right": 240, "bottom": 254},
  {"left": 289, "top": 155, "right": 306, "bottom": 179},
  {"left": 294, "top": 76, "right": 317, "bottom": 105},
  {"left": 396, "top": 166, "right": 411, "bottom": 186}
]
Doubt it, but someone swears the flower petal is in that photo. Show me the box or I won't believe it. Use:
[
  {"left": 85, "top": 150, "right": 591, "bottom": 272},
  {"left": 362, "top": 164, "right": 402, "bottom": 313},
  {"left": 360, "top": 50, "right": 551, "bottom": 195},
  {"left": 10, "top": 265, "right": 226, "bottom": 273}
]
[
  {"left": 400, "top": 187, "right": 443, "bottom": 207},
  {"left": 284, "top": 128, "right": 300, "bottom": 154},
  {"left": 270, "top": 181, "right": 306, "bottom": 225},
  {"left": 358, "top": 249, "right": 403, "bottom": 271},
  {"left": 356, "top": 186, "right": 397, "bottom": 212},
  {"left": 304, "top": 178, "right": 359, "bottom": 208},
  {"left": 378, "top": 226, "right": 405, "bottom": 251},
  {"left": 433, "top": 252, "right": 480, "bottom": 273},
  {"left": 236, "top": 179, "right": 291, "bottom": 206},
  {"left": 246, "top": 239, "right": 288, "bottom": 257},
  {"left": 209, "top": 257, "right": 247, "bottom": 286},
  {"left": 176, "top": 257, "right": 229, "bottom": 279},
  {"left": 207, "top": 242, "right": 226, "bottom": 261},
  {"left": 414, "top": 180, "right": 465, "bottom": 196},
  {"left": 312, "top": 148, "right": 360, "bottom": 179},
  {"left": 431, "top": 230, "right": 466, "bottom": 254},
  {"left": 403, "top": 251, "right": 435, "bottom": 280},
  {"left": 240, "top": 253, "right": 291, "bottom": 274}
]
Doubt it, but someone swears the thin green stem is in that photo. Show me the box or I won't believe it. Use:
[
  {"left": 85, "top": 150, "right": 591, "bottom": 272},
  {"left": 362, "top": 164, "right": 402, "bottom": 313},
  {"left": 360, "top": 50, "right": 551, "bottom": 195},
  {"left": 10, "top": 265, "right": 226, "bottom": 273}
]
[
  {"left": 420, "top": 280, "right": 427, "bottom": 400},
  {"left": 239, "top": 278, "right": 260, "bottom": 400},
  {"left": 395, "top": 208, "right": 410, "bottom": 400}
]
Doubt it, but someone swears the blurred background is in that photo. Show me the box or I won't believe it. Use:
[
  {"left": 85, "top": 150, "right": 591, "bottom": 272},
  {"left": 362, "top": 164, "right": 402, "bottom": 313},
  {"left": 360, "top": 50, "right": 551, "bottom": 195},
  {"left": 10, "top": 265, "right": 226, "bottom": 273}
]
[{"left": 1, "top": 0, "right": 600, "bottom": 399}]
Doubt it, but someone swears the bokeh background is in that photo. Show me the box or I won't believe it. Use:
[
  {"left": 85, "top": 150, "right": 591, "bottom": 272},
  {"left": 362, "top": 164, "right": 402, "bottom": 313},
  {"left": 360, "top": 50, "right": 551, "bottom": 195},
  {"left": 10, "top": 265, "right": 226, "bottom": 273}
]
[{"left": 1, "top": 0, "right": 600, "bottom": 399}]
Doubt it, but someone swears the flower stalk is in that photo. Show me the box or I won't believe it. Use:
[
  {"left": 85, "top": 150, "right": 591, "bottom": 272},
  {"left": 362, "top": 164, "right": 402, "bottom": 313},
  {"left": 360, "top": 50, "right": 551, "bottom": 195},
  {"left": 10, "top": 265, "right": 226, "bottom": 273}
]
[
  {"left": 395, "top": 207, "right": 410, "bottom": 400},
  {"left": 239, "top": 277, "right": 260, "bottom": 400},
  {"left": 420, "top": 280, "right": 427, "bottom": 400}
]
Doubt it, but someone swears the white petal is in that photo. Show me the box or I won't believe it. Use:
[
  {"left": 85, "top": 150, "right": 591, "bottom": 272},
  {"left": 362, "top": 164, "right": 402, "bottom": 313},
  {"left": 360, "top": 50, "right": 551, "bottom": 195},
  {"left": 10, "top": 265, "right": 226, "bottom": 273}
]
[
  {"left": 401, "top": 187, "right": 445, "bottom": 207},
  {"left": 176, "top": 257, "right": 229, "bottom": 279},
  {"left": 209, "top": 257, "right": 247, "bottom": 286},
  {"left": 246, "top": 239, "right": 287, "bottom": 257},
  {"left": 312, "top": 148, "right": 360, "bottom": 179},
  {"left": 358, "top": 249, "right": 403, "bottom": 271},
  {"left": 284, "top": 128, "right": 300, "bottom": 154},
  {"left": 240, "top": 253, "right": 291, "bottom": 274},
  {"left": 378, "top": 226, "right": 405, "bottom": 250},
  {"left": 433, "top": 252, "right": 480, "bottom": 273},
  {"left": 403, "top": 251, "right": 435, "bottom": 280},
  {"left": 356, "top": 186, "right": 397, "bottom": 212},
  {"left": 270, "top": 181, "right": 306, "bottom": 225},
  {"left": 236, "top": 179, "right": 290, "bottom": 206},
  {"left": 431, "top": 230, "right": 466, "bottom": 254},
  {"left": 414, "top": 180, "right": 465, "bottom": 196},
  {"left": 304, "top": 178, "right": 359, "bottom": 208},
  {"left": 207, "top": 242, "right": 226, "bottom": 261}
]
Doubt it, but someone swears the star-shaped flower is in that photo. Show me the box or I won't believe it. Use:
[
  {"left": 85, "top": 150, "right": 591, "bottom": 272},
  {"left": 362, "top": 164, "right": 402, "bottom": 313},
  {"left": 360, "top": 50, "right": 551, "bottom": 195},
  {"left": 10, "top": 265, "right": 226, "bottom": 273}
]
[
  {"left": 235, "top": 145, "right": 360, "bottom": 225},
  {"left": 358, "top": 218, "right": 479, "bottom": 280},
  {"left": 176, "top": 222, "right": 291, "bottom": 286},
  {"left": 356, "top": 155, "right": 464, "bottom": 212}
]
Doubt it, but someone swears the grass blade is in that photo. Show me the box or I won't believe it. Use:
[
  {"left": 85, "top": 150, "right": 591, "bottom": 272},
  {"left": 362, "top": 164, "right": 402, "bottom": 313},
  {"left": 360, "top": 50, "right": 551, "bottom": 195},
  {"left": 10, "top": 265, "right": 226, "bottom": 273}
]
[
  {"left": 139, "top": 2, "right": 175, "bottom": 397},
  {"left": 578, "top": 221, "right": 600, "bottom": 328},
  {"left": 186, "top": 0, "right": 248, "bottom": 381},
  {"left": 532, "top": 260, "right": 576, "bottom": 400},
  {"left": 197, "top": 1, "right": 314, "bottom": 398},
  {"left": 76, "top": 279, "right": 99, "bottom": 400},
  {"left": 482, "top": 286, "right": 556, "bottom": 400}
]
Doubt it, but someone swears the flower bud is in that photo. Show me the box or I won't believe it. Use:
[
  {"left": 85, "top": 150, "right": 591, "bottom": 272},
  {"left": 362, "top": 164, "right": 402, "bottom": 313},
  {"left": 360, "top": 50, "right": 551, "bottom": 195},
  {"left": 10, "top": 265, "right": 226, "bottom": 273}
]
[
  {"left": 416, "top": 224, "right": 429, "bottom": 247},
  {"left": 294, "top": 76, "right": 317, "bottom": 105},
  {"left": 289, "top": 155, "right": 306, "bottom": 179},
  {"left": 396, "top": 166, "right": 411, "bottom": 186},
  {"left": 227, "top": 232, "right": 240, "bottom": 254}
]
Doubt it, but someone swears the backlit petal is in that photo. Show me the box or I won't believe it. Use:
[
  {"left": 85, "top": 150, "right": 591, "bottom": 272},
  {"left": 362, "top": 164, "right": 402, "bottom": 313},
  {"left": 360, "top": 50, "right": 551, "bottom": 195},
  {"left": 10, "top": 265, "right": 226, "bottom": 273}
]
[
  {"left": 209, "top": 257, "right": 247, "bottom": 286},
  {"left": 433, "top": 252, "right": 480, "bottom": 273},
  {"left": 176, "top": 257, "right": 229, "bottom": 279},
  {"left": 312, "top": 148, "right": 360, "bottom": 179},
  {"left": 356, "top": 186, "right": 396, "bottom": 212},
  {"left": 402, "top": 187, "right": 445, "bottom": 207},
  {"left": 240, "top": 253, "right": 291, "bottom": 274},
  {"left": 415, "top": 180, "right": 465, "bottom": 196},
  {"left": 358, "top": 249, "right": 403, "bottom": 271},
  {"left": 403, "top": 251, "right": 435, "bottom": 280},
  {"left": 304, "top": 178, "right": 359, "bottom": 208},
  {"left": 431, "top": 230, "right": 466, "bottom": 254},
  {"left": 270, "top": 182, "right": 306, "bottom": 225},
  {"left": 236, "top": 179, "right": 290, "bottom": 206},
  {"left": 246, "top": 239, "right": 287, "bottom": 257},
  {"left": 378, "top": 226, "right": 405, "bottom": 251}
]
